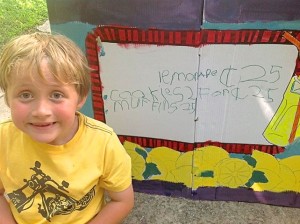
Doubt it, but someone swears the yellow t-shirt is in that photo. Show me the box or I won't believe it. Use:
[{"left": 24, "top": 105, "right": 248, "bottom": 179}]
[{"left": 0, "top": 112, "right": 132, "bottom": 224}]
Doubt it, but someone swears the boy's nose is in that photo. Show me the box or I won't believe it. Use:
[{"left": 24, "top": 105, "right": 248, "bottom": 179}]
[{"left": 31, "top": 99, "right": 52, "bottom": 117}]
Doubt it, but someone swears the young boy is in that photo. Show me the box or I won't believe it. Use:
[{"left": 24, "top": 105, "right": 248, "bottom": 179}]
[{"left": 0, "top": 32, "right": 134, "bottom": 224}]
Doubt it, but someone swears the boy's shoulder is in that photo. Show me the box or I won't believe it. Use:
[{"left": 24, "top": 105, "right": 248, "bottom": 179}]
[
  {"left": 0, "top": 118, "right": 18, "bottom": 137},
  {"left": 0, "top": 118, "right": 14, "bottom": 129},
  {"left": 79, "top": 112, "right": 114, "bottom": 135}
]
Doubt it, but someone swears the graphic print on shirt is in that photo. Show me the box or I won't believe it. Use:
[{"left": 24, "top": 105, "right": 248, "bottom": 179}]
[{"left": 7, "top": 161, "right": 96, "bottom": 221}]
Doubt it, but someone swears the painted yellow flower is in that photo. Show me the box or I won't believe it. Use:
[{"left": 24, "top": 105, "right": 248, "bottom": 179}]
[
  {"left": 279, "top": 156, "right": 300, "bottom": 192},
  {"left": 214, "top": 158, "right": 253, "bottom": 188},
  {"left": 146, "top": 146, "right": 181, "bottom": 182},
  {"left": 123, "top": 141, "right": 147, "bottom": 180},
  {"left": 175, "top": 147, "right": 229, "bottom": 189},
  {"left": 192, "top": 146, "right": 229, "bottom": 189},
  {"left": 250, "top": 150, "right": 297, "bottom": 192},
  {"left": 193, "top": 146, "right": 230, "bottom": 171},
  {"left": 272, "top": 164, "right": 296, "bottom": 192},
  {"left": 176, "top": 151, "right": 194, "bottom": 167},
  {"left": 252, "top": 150, "right": 280, "bottom": 173},
  {"left": 172, "top": 151, "right": 194, "bottom": 187},
  {"left": 251, "top": 169, "right": 280, "bottom": 192},
  {"left": 170, "top": 165, "right": 193, "bottom": 188}
]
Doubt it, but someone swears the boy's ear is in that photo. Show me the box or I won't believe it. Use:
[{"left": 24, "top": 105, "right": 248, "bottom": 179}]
[{"left": 77, "top": 95, "right": 88, "bottom": 110}]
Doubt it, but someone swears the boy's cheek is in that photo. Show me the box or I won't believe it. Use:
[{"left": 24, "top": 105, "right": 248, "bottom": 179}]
[
  {"left": 10, "top": 101, "right": 26, "bottom": 110},
  {"left": 10, "top": 102, "right": 30, "bottom": 118}
]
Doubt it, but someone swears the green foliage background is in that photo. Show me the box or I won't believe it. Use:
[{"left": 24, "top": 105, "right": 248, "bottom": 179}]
[{"left": 0, "top": 0, "right": 48, "bottom": 49}]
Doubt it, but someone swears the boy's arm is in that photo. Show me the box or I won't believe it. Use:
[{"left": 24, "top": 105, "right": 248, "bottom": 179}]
[
  {"left": 0, "top": 189, "right": 17, "bottom": 224},
  {"left": 88, "top": 184, "right": 134, "bottom": 224}
]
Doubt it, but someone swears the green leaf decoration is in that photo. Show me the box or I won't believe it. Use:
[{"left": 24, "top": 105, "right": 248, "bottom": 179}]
[
  {"left": 250, "top": 170, "right": 268, "bottom": 183},
  {"left": 245, "top": 179, "right": 255, "bottom": 188},
  {"left": 243, "top": 155, "right": 257, "bottom": 167},
  {"left": 142, "top": 163, "right": 161, "bottom": 179},
  {"left": 198, "top": 170, "right": 214, "bottom": 178},
  {"left": 135, "top": 147, "right": 148, "bottom": 160}
]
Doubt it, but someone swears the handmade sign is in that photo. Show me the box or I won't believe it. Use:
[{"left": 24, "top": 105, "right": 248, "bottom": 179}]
[{"left": 47, "top": 0, "right": 300, "bottom": 207}]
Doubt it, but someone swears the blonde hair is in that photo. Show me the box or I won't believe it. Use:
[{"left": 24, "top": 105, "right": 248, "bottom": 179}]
[{"left": 0, "top": 32, "right": 91, "bottom": 98}]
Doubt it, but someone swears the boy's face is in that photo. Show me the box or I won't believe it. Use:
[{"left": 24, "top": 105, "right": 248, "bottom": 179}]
[{"left": 6, "top": 59, "right": 86, "bottom": 145}]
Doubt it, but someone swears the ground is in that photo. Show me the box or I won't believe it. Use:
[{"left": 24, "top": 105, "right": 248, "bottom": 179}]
[{"left": 123, "top": 192, "right": 300, "bottom": 224}]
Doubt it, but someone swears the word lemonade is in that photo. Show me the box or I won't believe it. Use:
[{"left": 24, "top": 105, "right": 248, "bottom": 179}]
[{"left": 105, "top": 64, "right": 283, "bottom": 114}]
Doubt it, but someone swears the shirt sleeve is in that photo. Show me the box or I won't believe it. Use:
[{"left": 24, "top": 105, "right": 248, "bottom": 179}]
[
  {"left": 99, "top": 132, "right": 132, "bottom": 192},
  {"left": 0, "top": 122, "right": 6, "bottom": 190},
  {"left": 0, "top": 123, "right": 5, "bottom": 191}
]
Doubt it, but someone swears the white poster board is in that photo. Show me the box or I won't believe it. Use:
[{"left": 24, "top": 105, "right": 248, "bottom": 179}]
[
  {"left": 196, "top": 44, "right": 298, "bottom": 144},
  {"left": 99, "top": 43, "right": 298, "bottom": 144},
  {"left": 100, "top": 43, "right": 199, "bottom": 142}
]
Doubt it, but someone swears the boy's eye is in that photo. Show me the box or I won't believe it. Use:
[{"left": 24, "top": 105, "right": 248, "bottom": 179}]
[
  {"left": 19, "top": 92, "right": 33, "bottom": 100},
  {"left": 51, "top": 92, "right": 64, "bottom": 99}
]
